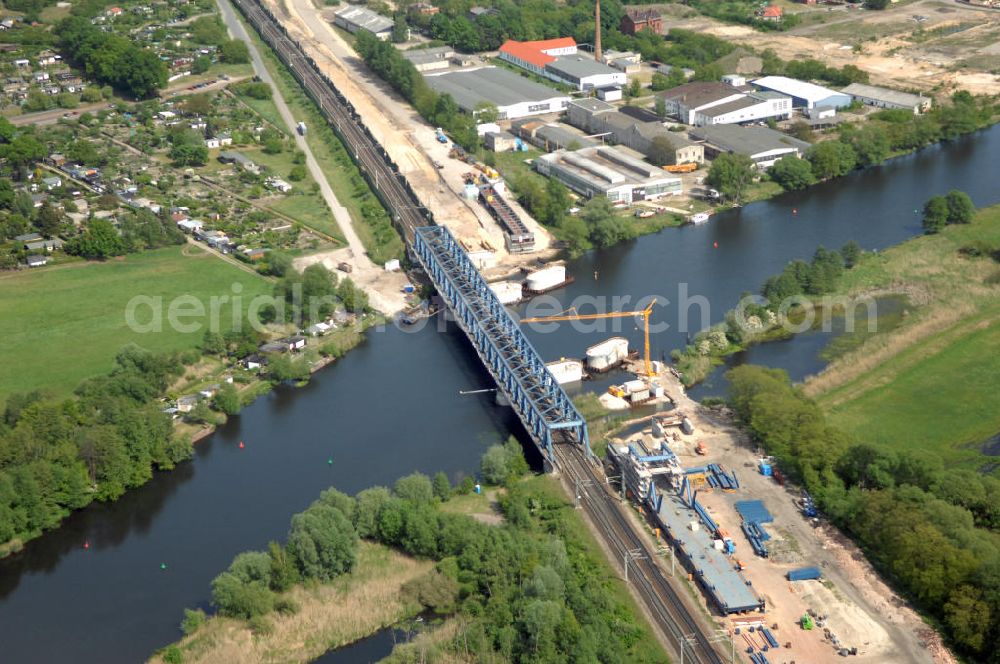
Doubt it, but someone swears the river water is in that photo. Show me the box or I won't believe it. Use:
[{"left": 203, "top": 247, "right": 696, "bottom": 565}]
[{"left": 1, "top": 126, "right": 998, "bottom": 663}]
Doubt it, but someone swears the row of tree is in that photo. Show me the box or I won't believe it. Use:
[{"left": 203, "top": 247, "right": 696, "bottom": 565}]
[
  {"left": 0, "top": 347, "right": 193, "bottom": 547},
  {"left": 196, "top": 439, "right": 664, "bottom": 662},
  {"left": 355, "top": 30, "right": 479, "bottom": 151},
  {"left": 726, "top": 365, "right": 1000, "bottom": 659}
]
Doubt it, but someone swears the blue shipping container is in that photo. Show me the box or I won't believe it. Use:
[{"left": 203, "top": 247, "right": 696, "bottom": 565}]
[
  {"left": 787, "top": 566, "right": 822, "bottom": 581},
  {"left": 759, "top": 462, "right": 772, "bottom": 476}
]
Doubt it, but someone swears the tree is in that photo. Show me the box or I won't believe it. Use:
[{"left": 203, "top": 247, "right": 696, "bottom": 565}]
[
  {"left": 481, "top": 444, "right": 510, "bottom": 485},
  {"left": 202, "top": 331, "right": 225, "bottom": 355},
  {"left": 654, "top": 97, "right": 667, "bottom": 119},
  {"left": 391, "top": 15, "right": 409, "bottom": 43},
  {"left": 67, "top": 219, "right": 127, "bottom": 259},
  {"left": 288, "top": 165, "right": 306, "bottom": 182},
  {"left": 34, "top": 202, "right": 64, "bottom": 237},
  {"left": 807, "top": 141, "right": 857, "bottom": 180},
  {"left": 286, "top": 504, "right": 357, "bottom": 580},
  {"left": 432, "top": 471, "right": 451, "bottom": 501},
  {"left": 394, "top": 473, "right": 434, "bottom": 504},
  {"left": 768, "top": 156, "right": 815, "bottom": 191},
  {"left": 192, "top": 55, "right": 212, "bottom": 75},
  {"left": 650, "top": 73, "right": 670, "bottom": 91},
  {"left": 646, "top": 135, "right": 676, "bottom": 167},
  {"left": 267, "top": 541, "right": 299, "bottom": 591},
  {"left": 866, "top": 0, "right": 890, "bottom": 8},
  {"left": 268, "top": 354, "right": 310, "bottom": 382},
  {"left": 211, "top": 571, "right": 274, "bottom": 618},
  {"left": 943, "top": 586, "right": 990, "bottom": 653},
  {"left": 354, "top": 486, "right": 391, "bottom": 538},
  {"left": 220, "top": 39, "right": 250, "bottom": 64},
  {"left": 706, "top": 153, "right": 754, "bottom": 203},
  {"left": 922, "top": 195, "right": 948, "bottom": 234},
  {"left": 841, "top": 240, "right": 862, "bottom": 268},
  {"left": 212, "top": 383, "right": 241, "bottom": 415},
  {"left": 169, "top": 142, "right": 208, "bottom": 167},
  {"left": 945, "top": 189, "right": 975, "bottom": 225}
]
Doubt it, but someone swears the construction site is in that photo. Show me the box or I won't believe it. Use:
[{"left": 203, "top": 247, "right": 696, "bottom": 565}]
[{"left": 594, "top": 362, "right": 947, "bottom": 664}]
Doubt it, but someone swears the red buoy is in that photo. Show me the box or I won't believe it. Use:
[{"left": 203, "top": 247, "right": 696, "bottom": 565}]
[
  {"left": 239, "top": 441, "right": 245, "bottom": 450},
  {"left": 83, "top": 541, "right": 90, "bottom": 550},
  {"left": 713, "top": 241, "right": 718, "bottom": 249},
  {"left": 792, "top": 208, "right": 798, "bottom": 215}
]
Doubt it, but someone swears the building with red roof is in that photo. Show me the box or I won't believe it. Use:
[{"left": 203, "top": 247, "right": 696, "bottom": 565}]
[
  {"left": 498, "top": 38, "right": 627, "bottom": 92},
  {"left": 760, "top": 4, "right": 783, "bottom": 21}
]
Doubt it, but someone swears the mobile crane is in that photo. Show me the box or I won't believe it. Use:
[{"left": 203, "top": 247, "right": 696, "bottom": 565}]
[{"left": 520, "top": 300, "right": 657, "bottom": 377}]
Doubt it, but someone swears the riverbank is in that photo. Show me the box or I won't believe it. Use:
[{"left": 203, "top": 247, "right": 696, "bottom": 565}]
[
  {"left": 806, "top": 203, "right": 1000, "bottom": 465},
  {"left": 152, "top": 542, "right": 432, "bottom": 664}
]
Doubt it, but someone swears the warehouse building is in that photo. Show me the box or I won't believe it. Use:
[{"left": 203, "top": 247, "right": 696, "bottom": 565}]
[
  {"left": 512, "top": 119, "right": 599, "bottom": 151},
  {"left": 689, "top": 125, "right": 811, "bottom": 169},
  {"left": 400, "top": 46, "right": 456, "bottom": 72},
  {"left": 332, "top": 6, "right": 395, "bottom": 40},
  {"left": 751, "top": 76, "right": 852, "bottom": 110},
  {"left": 656, "top": 81, "right": 791, "bottom": 126},
  {"left": 424, "top": 67, "right": 570, "bottom": 120},
  {"left": 566, "top": 98, "right": 704, "bottom": 165},
  {"left": 535, "top": 146, "right": 682, "bottom": 204},
  {"left": 498, "top": 38, "right": 626, "bottom": 91},
  {"left": 841, "top": 83, "right": 932, "bottom": 114}
]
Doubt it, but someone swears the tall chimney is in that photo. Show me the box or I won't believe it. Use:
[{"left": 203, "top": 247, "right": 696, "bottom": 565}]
[{"left": 594, "top": 0, "right": 602, "bottom": 62}]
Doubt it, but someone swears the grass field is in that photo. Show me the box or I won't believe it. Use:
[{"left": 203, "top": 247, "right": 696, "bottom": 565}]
[
  {"left": 152, "top": 542, "right": 431, "bottom": 664},
  {"left": 808, "top": 204, "right": 1000, "bottom": 466},
  {"left": 0, "top": 245, "right": 271, "bottom": 401}
]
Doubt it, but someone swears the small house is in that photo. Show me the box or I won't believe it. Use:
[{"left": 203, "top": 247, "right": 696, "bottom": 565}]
[
  {"left": 241, "top": 354, "right": 268, "bottom": 370},
  {"left": 42, "top": 176, "right": 62, "bottom": 190},
  {"left": 205, "top": 137, "right": 220, "bottom": 149},
  {"left": 176, "top": 395, "right": 199, "bottom": 413},
  {"left": 759, "top": 5, "right": 782, "bottom": 21},
  {"left": 26, "top": 238, "right": 65, "bottom": 252},
  {"left": 26, "top": 255, "right": 49, "bottom": 268},
  {"left": 199, "top": 384, "right": 221, "bottom": 399},
  {"left": 306, "top": 321, "right": 332, "bottom": 336},
  {"left": 259, "top": 341, "right": 288, "bottom": 354},
  {"left": 266, "top": 178, "right": 292, "bottom": 193},
  {"left": 281, "top": 335, "right": 307, "bottom": 351}
]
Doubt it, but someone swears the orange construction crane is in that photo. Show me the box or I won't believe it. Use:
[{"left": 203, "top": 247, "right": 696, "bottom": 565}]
[{"left": 520, "top": 300, "right": 656, "bottom": 377}]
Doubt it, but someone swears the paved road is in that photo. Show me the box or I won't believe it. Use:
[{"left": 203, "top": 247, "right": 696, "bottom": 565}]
[{"left": 216, "top": 0, "right": 371, "bottom": 269}]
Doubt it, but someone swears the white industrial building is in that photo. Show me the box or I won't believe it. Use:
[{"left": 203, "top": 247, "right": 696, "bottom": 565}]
[
  {"left": 535, "top": 146, "right": 682, "bottom": 204},
  {"left": 689, "top": 125, "right": 812, "bottom": 169},
  {"left": 751, "top": 76, "right": 852, "bottom": 110},
  {"left": 657, "top": 81, "right": 791, "bottom": 126},
  {"left": 423, "top": 67, "right": 570, "bottom": 121},
  {"left": 332, "top": 6, "right": 395, "bottom": 40},
  {"left": 499, "top": 38, "right": 626, "bottom": 92},
  {"left": 841, "top": 83, "right": 932, "bottom": 114}
]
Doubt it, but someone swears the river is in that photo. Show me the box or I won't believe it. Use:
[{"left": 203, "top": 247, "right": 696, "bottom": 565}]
[{"left": 1, "top": 125, "right": 998, "bottom": 663}]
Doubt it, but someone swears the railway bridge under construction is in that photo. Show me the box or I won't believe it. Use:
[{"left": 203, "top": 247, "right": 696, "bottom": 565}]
[{"left": 412, "top": 226, "right": 590, "bottom": 466}]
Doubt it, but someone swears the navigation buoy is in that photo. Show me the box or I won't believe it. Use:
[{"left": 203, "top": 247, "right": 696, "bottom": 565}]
[
  {"left": 239, "top": 441, "right": 245, "bottom": 449},
  {"left": 594, "top": 270, "right": 599, "bottom": 281},
  {"left": 792, "top": 208, "right": 798, "bottom": 215},
  {"left": 160, "top": 563, "right": 168, "bottom": 570},
  {"left": 83, "top": 541, "right": 90, "bottom": 550},
  {"left": 713, "top": 241, "right": 718, "bottom": 249},
  {"left": 327, "top": 457, "right": 333, "bottom": 466}
]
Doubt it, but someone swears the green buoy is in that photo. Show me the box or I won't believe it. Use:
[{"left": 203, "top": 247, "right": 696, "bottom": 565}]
[{"left": 160, "top": 563, "right": 168, "bottom": 571}]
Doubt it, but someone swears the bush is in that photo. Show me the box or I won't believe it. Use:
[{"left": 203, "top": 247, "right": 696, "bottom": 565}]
[
  {"left": 181, "top": 608, "right": 206, "bottom": 635},
  {"left": 480, "top": 437, "right": 529, "bottom": 485}
]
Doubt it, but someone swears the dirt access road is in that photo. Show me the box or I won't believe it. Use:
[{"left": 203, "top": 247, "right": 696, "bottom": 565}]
[
  {"left": 608, "top": 366, "right": 956, "bottom": 664},
  {"left": 664, "top": 0, "right": 999, "bottom": 95}
]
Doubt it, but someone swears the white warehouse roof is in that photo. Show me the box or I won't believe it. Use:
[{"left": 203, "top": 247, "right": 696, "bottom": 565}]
[{"left": 752, "top": 76, "right": 850, "bottom": 106}]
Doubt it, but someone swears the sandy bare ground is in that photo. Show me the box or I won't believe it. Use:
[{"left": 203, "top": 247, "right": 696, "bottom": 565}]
[
  {"left": 265, "top": 0, "right": 556, "bottom": 266},
  {"left": 665, "top": 0, "right": 1000, "bottom": 95}
]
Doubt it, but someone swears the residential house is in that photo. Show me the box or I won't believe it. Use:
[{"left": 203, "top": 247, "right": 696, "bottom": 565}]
[
  {"left": 42, "top": 176, "right": 61, "bottom": 190},
  {"left": 409, "top": 2, "right": 439, "bottom": 15},
  {"left": 240, "top": 354, "right": 268, "bottom": 370},
  {"left": 266, "top": 178, "right": 292, "bottom": 193},
  {"left": 26, "top": 255, "right": 49, "bottom": 268},
  {"left": 759, "top": 5, "right": 782, "bottom": 21},
  {"left": 199, "top": 384, "right": 220, "bottom": 399},
  {"left": 177, "top": 218, "right": 204, "bottom": 233},
  {"left": 26, "top": 238, "right": 65, "bottom": 252},
  {"left": 176, "top": 395, "right": 199, "bottom": 413},
  {"left": 306, "top": 321, "right": 332, "bottom": 336}
]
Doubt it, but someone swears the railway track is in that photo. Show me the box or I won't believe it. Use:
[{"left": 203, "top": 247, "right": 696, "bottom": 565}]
[
  {"left": 556, "top": 443, "right": 729, "bottom": 664},
  {"left": 230, "top": 0, "right": 431, "bottom": 244}
]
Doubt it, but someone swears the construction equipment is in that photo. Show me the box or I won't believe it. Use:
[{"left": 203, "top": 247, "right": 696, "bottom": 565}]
[
  {"left": 520, "top": 300, "right": 657, "bottom": 377},
  {"left": 801, "top": 614, "right": 814, "bottom": 630},
  {"left": 663, "top": 162, "right": 698, "bottom": 173},
  {"left": 695, "top": 441, "right": 707, "bottom": 456}
]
